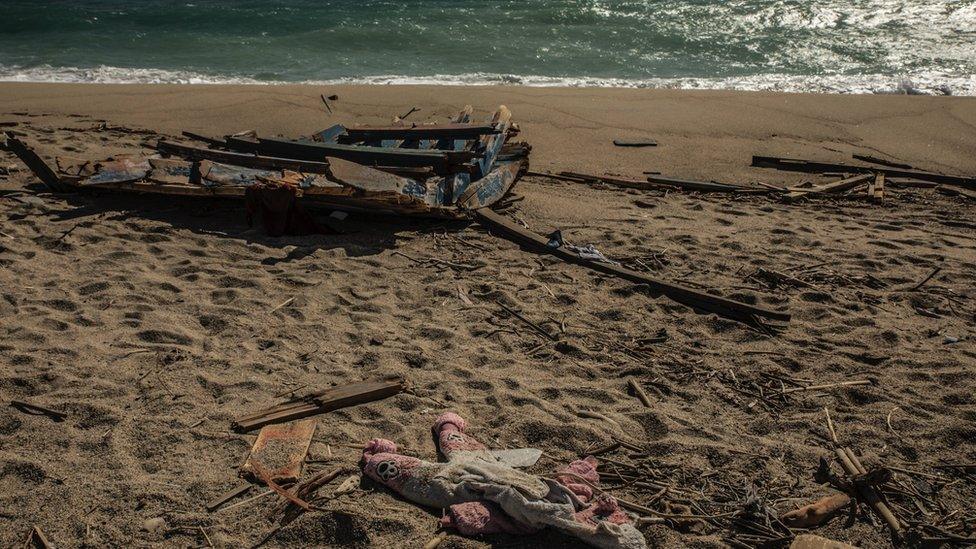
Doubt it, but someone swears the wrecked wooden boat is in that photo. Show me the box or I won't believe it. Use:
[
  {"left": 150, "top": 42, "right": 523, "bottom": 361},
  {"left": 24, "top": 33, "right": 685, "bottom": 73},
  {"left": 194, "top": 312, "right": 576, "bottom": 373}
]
[{"left": 4, "top": 105, "right": 529, "bottom": 218}]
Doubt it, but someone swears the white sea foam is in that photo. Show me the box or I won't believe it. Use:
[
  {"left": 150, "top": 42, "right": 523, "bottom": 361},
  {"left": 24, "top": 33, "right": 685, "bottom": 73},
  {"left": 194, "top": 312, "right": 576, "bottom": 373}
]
[{"left": 1, "top": 64, "right": 973, "bottom": 96}]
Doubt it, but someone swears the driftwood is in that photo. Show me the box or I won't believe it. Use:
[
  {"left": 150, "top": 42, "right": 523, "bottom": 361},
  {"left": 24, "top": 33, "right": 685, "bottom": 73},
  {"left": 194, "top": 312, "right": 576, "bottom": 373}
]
[
  {"left": 752, "top": 155, "right": 976, "bottom": 192},
  {"left": 10, "top": 400, "right": 68, "bottom": 421},
  {"left": 474, "top": 209, "right": 790, "bottom": 327},
  {"left": 852, "top": 154, "right": 913, "bottom": 170},
  {"left": 559, "top": 171, "right": 747, "bottom": 193},
  {"left": 206, "top": 483, "right": 253, "bottom": 512},
  {"left": 1, "top": 132, "right": 71, "bottom": 192},
  {"left": 232, "top": 379, "right": 408, "bottom": 433},
  {"left": 784, "top": 174, "right": 873, "bottom": 201},
  {"left": 824, "top": 409, "right": 901, "bottom": 535},
  {"left": 613, "top": 139, "right": 657, "bottom": 147}
]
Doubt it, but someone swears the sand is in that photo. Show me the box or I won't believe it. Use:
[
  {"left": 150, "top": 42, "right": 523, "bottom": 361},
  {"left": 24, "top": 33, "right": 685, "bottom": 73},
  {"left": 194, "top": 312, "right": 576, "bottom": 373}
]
[{"left": 0, "top": 83, "right": 974, "bottom": 548}]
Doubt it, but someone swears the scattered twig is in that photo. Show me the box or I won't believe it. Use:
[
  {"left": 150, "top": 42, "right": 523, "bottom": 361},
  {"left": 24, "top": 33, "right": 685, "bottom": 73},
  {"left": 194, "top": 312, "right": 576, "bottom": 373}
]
[{"left": 10, "top": 400, "right": 68, "bottom": 421}]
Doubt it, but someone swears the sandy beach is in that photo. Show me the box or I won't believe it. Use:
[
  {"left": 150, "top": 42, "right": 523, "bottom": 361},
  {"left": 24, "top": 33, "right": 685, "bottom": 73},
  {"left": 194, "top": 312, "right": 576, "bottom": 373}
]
[{"left": 1, "top": 83, "right": 974, "bottom": 548}]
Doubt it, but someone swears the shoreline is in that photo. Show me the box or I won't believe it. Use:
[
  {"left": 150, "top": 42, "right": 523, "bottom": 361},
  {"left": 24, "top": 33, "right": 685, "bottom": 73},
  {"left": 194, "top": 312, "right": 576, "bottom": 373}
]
[{"left": 2, "top": 81, "right": 975, "bottom": 182}]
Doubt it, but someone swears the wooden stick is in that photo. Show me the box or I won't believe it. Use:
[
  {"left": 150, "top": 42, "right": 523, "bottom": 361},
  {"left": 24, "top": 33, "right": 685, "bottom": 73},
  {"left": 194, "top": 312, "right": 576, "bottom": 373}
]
[
  {"left": 206, "top": 483, "right": 253, "bottom": 512},
  {"left": 910, "top": 266, "right": 942, "bottom": 291},
  {"left": 423, "top": 531, "right": 448, "bottom": 549},
  {"left": 10, "top": 400, "right": 68, "bottom": 421},
  {"left": 777, "top": 380, "right": 871, "bottom": 396},
  {"left": 496, "top": 301, "right": 557, "bottom": 341},
  {"left": 627, "top": 377, "right": 654, "bottom": 407},
  {"left": 27, "top": 526, "right": 53, "bottom": 549}
]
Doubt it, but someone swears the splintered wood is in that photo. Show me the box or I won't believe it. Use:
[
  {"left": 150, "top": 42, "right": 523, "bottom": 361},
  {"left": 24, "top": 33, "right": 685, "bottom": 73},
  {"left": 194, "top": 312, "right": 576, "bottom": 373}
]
[
  {"left": 232, "top": 378, "right": 408, "bottom": 432},
  {"left": 240, "top": 419, "right": 316, "bottom": 483}
]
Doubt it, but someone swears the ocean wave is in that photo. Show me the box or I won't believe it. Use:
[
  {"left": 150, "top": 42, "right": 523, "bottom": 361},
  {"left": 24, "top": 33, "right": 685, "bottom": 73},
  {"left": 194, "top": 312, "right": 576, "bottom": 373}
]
[{"left": 1, "top": 64, "right": 973, "bottom": 96}]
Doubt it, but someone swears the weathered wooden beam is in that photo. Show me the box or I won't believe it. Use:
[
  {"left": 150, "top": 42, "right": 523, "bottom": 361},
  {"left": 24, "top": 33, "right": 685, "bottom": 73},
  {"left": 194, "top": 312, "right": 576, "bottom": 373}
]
[
  {"left": 181, "top": 131, "right": 227, "bottom": 148},
  {"left": 474, "top": 209, "right": 790, "bottom": 327},
  {"left": 224, "top": 136, "right": 475, "bottom": 174},
  {"left": 2, "top": 132, "right": 70, "bottom": 192},
  {"left": 232, "top": 379, "right": 408, "bottom": 433},
  {"left": 752, "top": 155, "right": 976, "bottom": 191},
  {"left": 561, "top": 171, "right": 747, "bottom": 193},
  {"left": 159, "top": 140, "right": 433, "bottom": 179},
  {"left": 338, "top": 124, "right": 498, "bottom": 143}
]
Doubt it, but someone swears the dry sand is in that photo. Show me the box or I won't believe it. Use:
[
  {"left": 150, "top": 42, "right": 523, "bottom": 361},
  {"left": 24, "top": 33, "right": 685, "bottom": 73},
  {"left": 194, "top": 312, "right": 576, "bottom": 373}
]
[{"left": 0, "top": 83, "right": 974, "bottom": 548}]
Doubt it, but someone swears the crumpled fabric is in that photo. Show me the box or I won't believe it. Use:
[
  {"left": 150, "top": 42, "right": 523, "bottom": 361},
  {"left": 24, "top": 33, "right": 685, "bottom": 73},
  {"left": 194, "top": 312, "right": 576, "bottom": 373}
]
[{"left": 361, "top": 412, "right": 647, "bottom": 549}]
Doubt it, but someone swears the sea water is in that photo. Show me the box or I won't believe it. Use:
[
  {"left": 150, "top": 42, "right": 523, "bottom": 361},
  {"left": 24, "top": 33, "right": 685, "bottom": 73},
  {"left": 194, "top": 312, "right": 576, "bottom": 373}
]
[{"left": 1, "top": 0, "right": 974, "bottom": 94}]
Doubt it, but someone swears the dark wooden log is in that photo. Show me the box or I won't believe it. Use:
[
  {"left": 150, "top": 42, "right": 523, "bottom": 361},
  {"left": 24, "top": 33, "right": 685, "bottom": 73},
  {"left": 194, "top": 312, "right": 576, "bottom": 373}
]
[
  {"left": 474, "top": 209, "right": 790, "bottom": 327},
  {"left": 752, "top": 155, "right": 976, "bottom": 191}
]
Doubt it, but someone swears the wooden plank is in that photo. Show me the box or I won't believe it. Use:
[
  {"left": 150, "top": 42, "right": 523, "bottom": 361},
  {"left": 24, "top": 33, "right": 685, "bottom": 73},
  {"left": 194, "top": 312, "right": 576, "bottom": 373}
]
[
  {"left": 2, "top": 132, "right": 69, "bottom": 191},
  {"left": 232, "top": 379, "right": 408, "bottom": 433},
  {"left": 240, "top": 420, "right": 315, "bottom": 483},
  {"left": 852, "top": 154, "right": 913, "bottom": 170},
  {"left": 873, "top": 172, "right": 885, "bottom": 202},
  {"left": 206, "top": 483, "right": 253, "bottom": 512},
  {"left": 181, "top": 131, "right": 227, "bottom": 148},
  {"left": 83, "top": 157, "right": 151, "bottom": 186},
  {"left": 225, "top": 136, "right": 475, "bottom": 174},
  {"left": 752, "top": 155, "right": 976, "bottom": 191},
  {"left": 784, "top": 174, "right": 873, "bottom": 201},
  {"left": 147, "top": 158, "right": 195, "bottom": 186},
  {"left": 338, "top": 124, "right": 498, "bottom": 143},
  {"left": 474, "top": 209, "right": 790, "bottom": 326},
  {"left": 475, "top": 106, "right": 512, "bottom": 179},
  {"left": 561, "top": 171, "right": 746, "bottom": 193},
  {"left": 159, "top": 140, "right": 331, "bottom": 174}
]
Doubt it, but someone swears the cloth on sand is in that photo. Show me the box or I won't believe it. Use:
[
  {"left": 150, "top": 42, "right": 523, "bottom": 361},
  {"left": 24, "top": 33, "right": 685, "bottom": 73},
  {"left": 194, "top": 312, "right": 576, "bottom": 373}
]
[
  {"left": 245, "top": 181, "right": 334, "bottom": 236},
  {"left": 361, "top": 412, "right": 647, "bottom": 549}
]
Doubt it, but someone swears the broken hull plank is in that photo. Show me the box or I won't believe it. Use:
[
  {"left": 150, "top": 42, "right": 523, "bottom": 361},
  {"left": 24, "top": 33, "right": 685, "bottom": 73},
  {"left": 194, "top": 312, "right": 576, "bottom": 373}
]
[
  {"left": 474, "top": 209, "right": 790, "bottom": 327},
  {"left": 83, "top": 157, "right": 151, "bottom": 186},
  {"left": 147, "top": 158, "right": 196, "bottom": 186},
  {"left": 159, "top": 140, "right": 434, "bottom": 180},
  {"left": 457, "top": 161, "right": 521, "bottom": 210},
  {"left": 159, "top": 140, "right": 332, "bottom": 174},
  {"left": 475, "top": 106, "right": 513, "bottom": 179}
]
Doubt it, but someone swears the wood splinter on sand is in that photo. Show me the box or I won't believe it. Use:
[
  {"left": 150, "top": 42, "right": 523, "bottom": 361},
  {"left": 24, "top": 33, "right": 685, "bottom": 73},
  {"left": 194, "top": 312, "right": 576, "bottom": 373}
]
[
  {"left": 232, "top": 379, "right": 408, "bottom": 433},
  {"left": 10, "top": 400, "right": 68, "bottom": 421}
]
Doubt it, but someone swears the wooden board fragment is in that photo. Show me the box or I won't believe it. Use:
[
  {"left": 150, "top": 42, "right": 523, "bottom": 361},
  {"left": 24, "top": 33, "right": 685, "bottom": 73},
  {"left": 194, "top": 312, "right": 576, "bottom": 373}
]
[
  {"left": 457, "top": 161, "right": 521, "bottom": 210},
  {"left": 474, "top": 209, "right": 790, "bottom": 327},
  {"left": 240, "top": 419, "right": 316, "bottom": 483},
  {"left": 873, "top": 172, "right": 885, "bottom": 202},
  {"left": 784, "top": 174, "right": 873, "bottom": 201},
  {"left": 753, "top": 155, "right": 976, "bottom": 192},
  {"left": 232, "top": 379, "right": 408, "bottom": 433},
  {"left": 2, "top": 132, "right": 69, "bottom": 191},
  {"left": 339, "top": 124, "right": 498, "bottom": 143}
]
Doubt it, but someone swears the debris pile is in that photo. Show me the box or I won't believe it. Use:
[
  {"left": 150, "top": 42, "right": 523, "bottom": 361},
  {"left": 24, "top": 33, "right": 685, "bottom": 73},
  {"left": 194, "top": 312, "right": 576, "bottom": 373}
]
[{"left": 2, "top": 104, "right": 530, "bottom": 218}]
